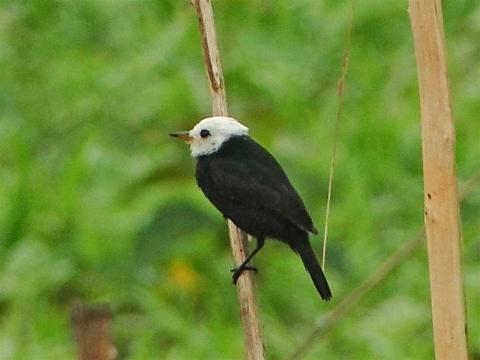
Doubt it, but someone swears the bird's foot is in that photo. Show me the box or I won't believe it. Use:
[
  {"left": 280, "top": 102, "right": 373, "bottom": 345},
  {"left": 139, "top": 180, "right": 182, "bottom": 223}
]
[{"left": 230, "top": 265, "right": 258, "bottom": 284}]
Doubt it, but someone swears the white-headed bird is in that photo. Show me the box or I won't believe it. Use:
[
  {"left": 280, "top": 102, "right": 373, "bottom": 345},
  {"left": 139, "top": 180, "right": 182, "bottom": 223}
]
[{"left": 170, "top": 116, "right": 332, "bottom": 300}]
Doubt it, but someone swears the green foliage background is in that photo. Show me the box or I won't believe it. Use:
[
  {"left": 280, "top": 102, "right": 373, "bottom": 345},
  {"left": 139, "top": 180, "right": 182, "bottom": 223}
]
[{"left": 0, "top": 0, "right": 479, "bottom": 358}]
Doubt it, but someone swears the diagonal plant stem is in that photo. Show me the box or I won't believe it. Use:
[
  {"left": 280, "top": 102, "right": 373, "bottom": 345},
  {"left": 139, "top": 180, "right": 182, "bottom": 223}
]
[
  {"left": 322, "top": 0, "right": 356, "bottom": 270},
  {"left": 290, "top": 173, "right": 479, "bottom": 359},
  {"left": 191, "top": 1, "right": 265, "bottom": 359},
  {"left": 291, "top": 236, "right": 422, "bottom": 360}
]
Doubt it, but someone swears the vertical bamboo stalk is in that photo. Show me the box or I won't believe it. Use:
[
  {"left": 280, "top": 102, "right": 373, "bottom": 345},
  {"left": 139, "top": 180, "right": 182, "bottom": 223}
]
[
  {"left": 191, "top": 1, "right": 265, "bottom": 359},
  {"left": 409, "top": 1, "right": 468, "bottom": 359}
]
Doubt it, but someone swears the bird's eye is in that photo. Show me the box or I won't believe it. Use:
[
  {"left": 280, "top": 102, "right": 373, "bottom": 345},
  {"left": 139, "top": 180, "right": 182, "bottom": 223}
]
[{"left": 200, "top": 129, "right": 211, "bottom": 138}]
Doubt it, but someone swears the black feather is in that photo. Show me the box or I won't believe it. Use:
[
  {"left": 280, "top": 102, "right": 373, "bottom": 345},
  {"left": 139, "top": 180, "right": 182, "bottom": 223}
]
[
  {"left": 294, "top": 234, "right": 332, "bottom": 300},
  {"left": 195, "top": 135, "right": 332, "bottom": 300}
]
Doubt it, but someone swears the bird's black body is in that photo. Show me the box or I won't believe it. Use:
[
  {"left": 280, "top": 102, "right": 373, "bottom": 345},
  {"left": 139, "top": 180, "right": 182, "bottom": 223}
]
[{"left": 196, "top": 135, "right": 332, "bottom": 300}]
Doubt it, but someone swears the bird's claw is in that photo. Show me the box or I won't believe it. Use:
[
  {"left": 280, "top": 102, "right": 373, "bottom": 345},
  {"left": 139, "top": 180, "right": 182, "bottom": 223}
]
[
  {"left": 229, "top": 265, "right": 258, "bottom": 273},
  {"left": 230, "top": 265, "right": 258, "bottom": 284}
]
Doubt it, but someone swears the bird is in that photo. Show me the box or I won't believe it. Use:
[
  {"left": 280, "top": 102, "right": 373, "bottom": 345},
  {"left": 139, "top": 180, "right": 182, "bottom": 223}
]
[{"left": 169, "top": 116, "right": 332, "bottom": 300}]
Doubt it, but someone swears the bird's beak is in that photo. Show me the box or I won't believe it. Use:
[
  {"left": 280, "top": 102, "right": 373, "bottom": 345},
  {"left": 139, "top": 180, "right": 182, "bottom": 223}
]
[{"left": 169, "top": 131, "right": 193, "bottom": 142}]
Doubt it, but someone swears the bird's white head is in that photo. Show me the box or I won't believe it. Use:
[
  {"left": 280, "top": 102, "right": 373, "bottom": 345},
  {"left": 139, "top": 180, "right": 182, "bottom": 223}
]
[{"left": 170, "top": 116, "right": 249, "bottom": 157}]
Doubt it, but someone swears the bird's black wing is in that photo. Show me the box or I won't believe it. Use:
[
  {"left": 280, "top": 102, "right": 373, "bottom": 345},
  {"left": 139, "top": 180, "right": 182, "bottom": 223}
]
[{"left": 205, "top": 137, "right": 317, "bottom": 234}]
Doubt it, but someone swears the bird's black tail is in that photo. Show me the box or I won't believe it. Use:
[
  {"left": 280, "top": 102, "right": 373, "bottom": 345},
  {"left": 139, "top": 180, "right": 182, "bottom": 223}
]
[{"left": 295, "top": 238, "right": 332, "bottom": 301}]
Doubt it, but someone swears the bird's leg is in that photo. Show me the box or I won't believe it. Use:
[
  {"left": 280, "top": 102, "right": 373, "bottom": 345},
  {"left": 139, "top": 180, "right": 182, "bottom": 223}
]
[{"left": 230, "top": 237, "right": 265, "bottom": 284}]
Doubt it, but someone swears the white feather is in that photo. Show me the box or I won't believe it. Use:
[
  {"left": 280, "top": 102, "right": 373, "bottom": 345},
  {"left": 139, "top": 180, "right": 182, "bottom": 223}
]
[{"left": 189, "top": 116, "right": 249, "bottom": 157}]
